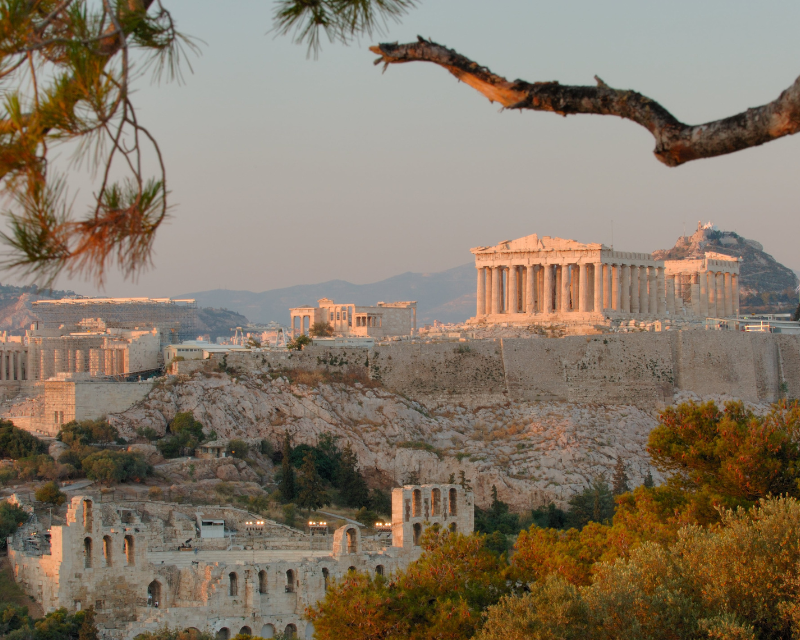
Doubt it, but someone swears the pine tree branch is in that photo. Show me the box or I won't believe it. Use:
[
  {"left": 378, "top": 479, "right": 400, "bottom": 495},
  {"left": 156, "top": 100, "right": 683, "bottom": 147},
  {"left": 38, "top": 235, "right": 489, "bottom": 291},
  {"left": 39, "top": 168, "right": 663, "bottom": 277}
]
[{"left": 369, "top": 38, "right": 800, "bottom": 167}]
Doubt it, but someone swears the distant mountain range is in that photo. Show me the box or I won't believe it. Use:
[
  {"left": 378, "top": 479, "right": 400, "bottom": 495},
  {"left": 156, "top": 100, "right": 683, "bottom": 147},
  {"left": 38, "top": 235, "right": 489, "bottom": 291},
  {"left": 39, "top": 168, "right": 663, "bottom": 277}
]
[{"left": 178, "top": 263, "right": 477, "bottom": 326}]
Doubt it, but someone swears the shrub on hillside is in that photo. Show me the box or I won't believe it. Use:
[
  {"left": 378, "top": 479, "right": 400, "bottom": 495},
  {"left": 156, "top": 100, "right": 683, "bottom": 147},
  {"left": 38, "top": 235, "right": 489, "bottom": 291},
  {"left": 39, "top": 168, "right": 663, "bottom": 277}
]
[
  {"left": 58, "top": 419, "right": 120, "bottom": 447},
  {"left": 0, "top": 421, "right": 45, "bottom": 459},
  {"left": 35, "top": 481, "right": 66, "bottom": 505},
  {"left": 81, "top": 451, "right": 151, "bottom": 484},
  {"left": 0, "top": 501, "right": 28, "bottom": 549}
]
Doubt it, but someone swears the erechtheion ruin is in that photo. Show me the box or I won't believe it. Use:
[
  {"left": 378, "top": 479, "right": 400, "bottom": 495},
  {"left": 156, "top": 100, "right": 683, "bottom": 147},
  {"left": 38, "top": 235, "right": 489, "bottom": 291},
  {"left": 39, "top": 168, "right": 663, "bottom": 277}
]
[
  {"left": 290, "top": 299, "right": 417, "bottom": 339},
  {"left": 8, "top": 483, "right": 473, "bottom": 639},
  {"left": 470, "top": 234, "right": 740, "bottom": 324}
]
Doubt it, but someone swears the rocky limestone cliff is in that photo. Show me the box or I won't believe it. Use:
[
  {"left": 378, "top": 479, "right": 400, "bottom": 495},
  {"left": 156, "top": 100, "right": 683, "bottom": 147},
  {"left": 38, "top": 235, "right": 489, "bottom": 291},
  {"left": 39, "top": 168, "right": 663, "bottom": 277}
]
[
  {"left": 107, "top": 368, "right": 675, "bottom": 511},
  {"left": 652, "top": 224, "right": 798, "bottom": 313}
]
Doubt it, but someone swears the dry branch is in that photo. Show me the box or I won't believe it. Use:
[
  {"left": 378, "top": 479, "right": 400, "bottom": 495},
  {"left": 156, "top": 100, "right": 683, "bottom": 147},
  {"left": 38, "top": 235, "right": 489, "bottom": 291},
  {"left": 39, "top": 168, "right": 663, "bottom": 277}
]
[{"left": 370, "top": 38, "right": 800, "bottom": 167}]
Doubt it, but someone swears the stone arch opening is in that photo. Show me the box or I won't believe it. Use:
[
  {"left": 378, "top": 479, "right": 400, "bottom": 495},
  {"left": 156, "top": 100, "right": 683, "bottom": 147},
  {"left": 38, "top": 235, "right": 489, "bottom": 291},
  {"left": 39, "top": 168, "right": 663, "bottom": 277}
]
[
  {"left": 449, "top": 523, "right": 457, "bottom": 533},
  {"left": 185, "top": 628, "right": 202, "bottom": 640},
  {"left": 413, "top": 522, "right": 422, "bottom": 546},
  {"left": 431, "top": 489, "right": 441, "bottom": 516},
  {"left": 285, "top": 569, "right": 295, "bottom": 593},
  {"left": 260, "top": 624, "right": 275, "bottom": 638},
  {"left": 449, "top": 488, "right": 457, "bottom": 516},
  {"left": 83, "top": 537, "right": 92, "bottom": 568},
  {"left": 238, "top": 626, "right": 251, "bottom": 636},
  {"left": 322, "top": 568, "right": 329, "bottom": 591},
  {"left": 284, "top": 624, "right": 297, "bottom": 639},
  {"left": 348, "top": 566, "right": 356, "bottom": 573},
  {"left": 228, "top": 572, "right": 238, "bottom": 596},
  {"left": 83, "top": 499, "right": 93, "bottom": 531},
  {"left": 375, "top": 565, "right": 385, "bottom": 576},
  {"left": 124, "top": 535, "right": 134, "bottom": 566},
  {"left": 258, "top": 569, "right": 267, "bottom": 594},
  {"left": 346, "top": 527, "right": 357, "bottom": 554},
  {"left": 102, "top": 535, "right": 112, "bottom": 567},
  {"left": 216, "top": 628, "right": 229, "bottom": 640},
  {"left": 412, "top": 489, "right": 421, "bottom": 517},
  {"left": 304, "top": 623, "right": 315, "bottom": 640},
  {"left": 147, "top": 580, "right": 161, "bottom": 607}
]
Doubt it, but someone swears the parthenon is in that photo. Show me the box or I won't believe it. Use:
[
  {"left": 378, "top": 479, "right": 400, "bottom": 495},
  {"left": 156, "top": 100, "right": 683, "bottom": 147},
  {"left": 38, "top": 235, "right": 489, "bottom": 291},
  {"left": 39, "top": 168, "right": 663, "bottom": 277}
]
[{"left": 470, "top": 234, "right": 740, "bottom": 324}]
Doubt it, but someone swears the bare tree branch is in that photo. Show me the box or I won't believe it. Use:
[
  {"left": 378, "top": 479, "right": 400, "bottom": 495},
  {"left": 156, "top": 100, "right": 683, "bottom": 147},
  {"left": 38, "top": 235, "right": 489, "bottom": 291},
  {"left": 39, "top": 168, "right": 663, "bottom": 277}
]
[{"left": 369, "top": 38, "right": 800, "bottom": 167}]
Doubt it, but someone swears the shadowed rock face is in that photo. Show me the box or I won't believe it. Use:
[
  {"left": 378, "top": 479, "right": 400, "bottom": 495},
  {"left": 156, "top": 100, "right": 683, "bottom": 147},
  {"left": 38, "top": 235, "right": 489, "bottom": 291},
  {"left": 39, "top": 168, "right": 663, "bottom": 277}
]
[{"left": 653, "top": 227, "right": 798, "bottom": 313}]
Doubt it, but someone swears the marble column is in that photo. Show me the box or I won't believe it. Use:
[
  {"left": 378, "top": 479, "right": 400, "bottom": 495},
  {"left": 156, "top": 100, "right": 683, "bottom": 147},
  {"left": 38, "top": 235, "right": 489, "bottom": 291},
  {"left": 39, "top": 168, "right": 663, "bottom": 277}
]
[
  {"left": 604, "top": 264, "right": 612, "bottom": 310},
  {"left": 561, "top": 265, "right": 571, "bottom": 313},
  {"left": 492, "top": 267, "right": 502, "bottom": 315},
  {"left": 618, "top": 265, "right": 627, "bottom": 312},
  {"left": 543, "top": 265, "right": 554, "bottom": 314},
  {"left": 639, "top": 267, "right": 649, "bottom": 314},
  {"left": 732, "top": 274, "right": 740, "bottom": 317},
  {"left": 656, "top": 268, "right": 666, "bottom": 314},
  {"left": 691, "top": 273, "right": 701, "bottom": 316},
  {"left": 708, "top": 272, "right": 717, "bottom": 317},
  {"left": 649, "top": 267, "right": 658, "bottom": 313},
  {"left": 555, "top": 266, "right": 562, "bottom": 312},
  {"left": 630, "top": 267, "right": 640, "bottom": 314},
  {"left": 579, "top": 264, "right": 589, "bottom": 312},
  {"left": 526, "top": 266, "right": 535, "bottom": 314},
  {"left": 486, "top": 268, "right": 493, "bottom": 316},
  {"left": 666, "top": 277, "right": 676, "bottom": 315},
  {"left": 0, "top": 353, "right": 4, "bottom": 381},
  {"left": 724, "top": 273, "right": 733, "bottom": 317},
  {"left": 699, "top": 271, "right": 709, "bottom": 317},
  {"left": 594, "top": 263, "right": 603, "bottom": 313},
  {"left": 509, "top": 266, "right": 519, "bottom": 314},
  {"left": 477, "top": 268, "right": 486, "bottom": 317},
  {"left": 716, "top": 272, "right": 725, "bottom": 317}
]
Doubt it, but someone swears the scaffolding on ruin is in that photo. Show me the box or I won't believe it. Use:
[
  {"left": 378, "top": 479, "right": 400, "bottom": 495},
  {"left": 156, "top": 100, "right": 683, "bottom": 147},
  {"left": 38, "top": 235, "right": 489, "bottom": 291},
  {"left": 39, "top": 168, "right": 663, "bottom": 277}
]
[{"left": 32, "top": 298, "right": 197, "bottom": 345}]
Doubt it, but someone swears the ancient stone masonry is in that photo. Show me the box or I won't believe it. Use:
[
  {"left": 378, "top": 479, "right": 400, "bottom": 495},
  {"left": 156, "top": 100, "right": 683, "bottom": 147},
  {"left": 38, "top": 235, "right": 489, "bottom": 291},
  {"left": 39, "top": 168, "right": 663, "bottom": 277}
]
[
  {"left": 470, "top": 234, "right": 741, "bottom": 325},
  {"left": 9, "top": 485, "right": 472, "bottom": 640},
  {"left": 290, "top": 298, "right": 416, "bottom": 339}
]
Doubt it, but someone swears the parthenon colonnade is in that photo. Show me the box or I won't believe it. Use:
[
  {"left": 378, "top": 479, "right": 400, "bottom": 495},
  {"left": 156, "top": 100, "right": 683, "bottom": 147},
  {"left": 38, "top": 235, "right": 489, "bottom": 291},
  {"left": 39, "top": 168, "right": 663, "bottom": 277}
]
[{"left": 471, "top": 235, "right": 740, "bottom": 323}]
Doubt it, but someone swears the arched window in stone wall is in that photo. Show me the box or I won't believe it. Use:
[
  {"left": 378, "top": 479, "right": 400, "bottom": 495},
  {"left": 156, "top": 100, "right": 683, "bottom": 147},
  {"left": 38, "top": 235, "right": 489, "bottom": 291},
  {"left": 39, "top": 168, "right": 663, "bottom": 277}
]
[
  {"left": 449, "top": 523, "right": 457, "bottom": 533},
  {"left": 284, "top": 624, "right": 297, "bottom": 639},
  {"left": 229, "top": 572, "right": 238, "bottom": 596},
  {"left": 83, "top": 500, "right": 93, "bottom": 531},
  {"left": 431, "top": 489, "right": 441, "bottom": 516},
  {"left": 102, "top": 536, "right": 112, "bottom": 567},
  {"left": 322, "top": 568, "right": 329, "bottom": 591},
  {"left": 346, "top": 527, "right": 357, "bottom": 554},
  {"left": 449, "top": 488, "right": 458, "bottom": 516},
  {"left": 124, "top": 535, "right": 134, "bottom": 566},
  {"left": 260, "top": 625, "right": 275, "bottom": 638},
  {"left": 83, "top": 537, "right": 92, "bottom": 568},
  {"left": 348, "top": 566, "right": 356, "bottom": 573},
  {"left": 413, "top": 489, "right": 421, "bottom": 517},
  {"left": 285, "top": 569, "right": 295, "bottom": 593},
  {"left": 216, "top": 628, "right": 230, "bottom": 640},
  {"left": 413, "top": 523, "right": 422, "bottom": 546},
  {"left": 147, "top": 580, "right": 161, "bottom": 608},
  {"left": 375, "top": 565, "right": 385, "bottom": 576},
  {"left": 238, "top": 627, "right": 251, "bottom": 636},
  {"left": 258, "top": 570, "right": 267, "bottom": 594}
]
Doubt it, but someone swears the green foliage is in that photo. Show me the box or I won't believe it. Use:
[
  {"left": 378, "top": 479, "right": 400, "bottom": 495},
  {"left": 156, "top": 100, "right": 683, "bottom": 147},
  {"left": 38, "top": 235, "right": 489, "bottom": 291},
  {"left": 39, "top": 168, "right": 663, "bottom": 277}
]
[
  {"left": 287, "top": 334, "right": 312, "bottom": 350},
  {"left": 273, "top": 0, "right": 417, "bottom": 55},
  {"left": 35, "top": 481, "right": 66, "bottom": 505},
  {"left": 14, "top": 454, "right": 54, "bottom": 481},
  {"left": 136, "top": 427, "right": 159, "bottom": 442},
  {"left": 529, "top": 502, "right": 568, "bottom": 529},
  {"left": 260, "top": 439, "right": 274, "bottom": 456},
  {"left": 58, "top": 420, "right": 120, "bottom": 448},
  {"left": 279, "top": 431, "right": 296, "bottom": 502},
  {"left": 337, "top": 442, "right": 370, "bottom": 509},
  {"left": 479, "top": 497, "right": 800, "bottom": 640},
  {"left": 611, "top": 457, "right": 630, "bottom": 495},
  {"left": 0, "top": 605, "right": 99, "bottom": 640},
  {"left": 0, "top": 501, "right": 28, "bottom": 549},
  {"left": 475, "top": 485, "right": 520, "bottom": 535},
  {"left": 81, "top": 451, "right": 151, "bottom": 485},
  {"left": 308, "top": 527, "right": 509, "bottom": 640},
  {"left": 648, "top": 400, "right": 800, "bottom": 519},
  {"left": 157, "top": 413, "right": 206, "bottom": 459},
  {"left": 310, "top": 321, "right": 334, "bottom": 337},
  {"left": 282, "top": 503, "right": 297, "bottom": 528},
  {"left": 133, "top": 626, "right": 214, "bottom": 640},
  {"left": 566, "top": 476, "right": 615, "bottom": 528},
  {"left": 368, "top": 488, "right": 391, "bottom": 517},
  {"left": 227, "top": 439, "right": 249, "bottom": 459},
  {"left": 0, "top": 420, "right": 45, "bottom": 459},
  {"left": 297, "top": 451, "right": 330, "bottom": 513}
]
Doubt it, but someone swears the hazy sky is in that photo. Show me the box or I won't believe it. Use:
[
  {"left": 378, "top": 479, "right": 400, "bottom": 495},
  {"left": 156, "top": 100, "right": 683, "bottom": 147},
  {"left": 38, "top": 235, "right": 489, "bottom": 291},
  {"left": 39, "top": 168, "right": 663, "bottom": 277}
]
[{"left": 8, "top": 0, "right": 800, "bottom": 297}]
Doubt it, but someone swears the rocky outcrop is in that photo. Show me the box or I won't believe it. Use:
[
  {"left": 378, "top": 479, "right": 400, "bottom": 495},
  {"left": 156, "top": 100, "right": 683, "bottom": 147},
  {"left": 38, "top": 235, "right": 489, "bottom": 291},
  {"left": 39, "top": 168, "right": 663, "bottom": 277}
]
[{"left": 109, "top": 370, "right": 674, "bottom": 510}]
